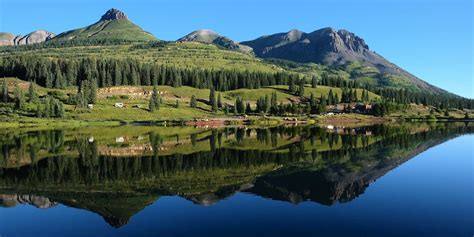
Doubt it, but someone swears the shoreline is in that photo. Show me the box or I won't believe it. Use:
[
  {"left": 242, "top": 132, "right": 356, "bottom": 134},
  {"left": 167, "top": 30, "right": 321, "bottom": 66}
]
[{"left": 1, "top": 114, "right": 472, "bottom": 129}]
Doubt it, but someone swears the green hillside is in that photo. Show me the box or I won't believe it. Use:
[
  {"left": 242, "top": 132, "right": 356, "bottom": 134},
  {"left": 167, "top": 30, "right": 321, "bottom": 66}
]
[
  {"left": 53, "top": 19, "right": 157, "bottom": 42},
  {"left": 0, "top": 78, "right": 386, "bottom": 123},
  {"left": 0, "top": 42, "right": 279, "bottom": 72}
]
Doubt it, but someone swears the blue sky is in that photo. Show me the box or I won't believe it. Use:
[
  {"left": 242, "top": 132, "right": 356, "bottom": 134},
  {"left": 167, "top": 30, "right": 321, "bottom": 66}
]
[{"left": 1, "top": 0, "right": 472, "bottom": 98}]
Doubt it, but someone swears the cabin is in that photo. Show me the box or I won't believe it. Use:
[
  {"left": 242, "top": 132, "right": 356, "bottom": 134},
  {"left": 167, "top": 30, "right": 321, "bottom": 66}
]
[{"left": 87, "top": 104, "right": 94, "bottom": 109}]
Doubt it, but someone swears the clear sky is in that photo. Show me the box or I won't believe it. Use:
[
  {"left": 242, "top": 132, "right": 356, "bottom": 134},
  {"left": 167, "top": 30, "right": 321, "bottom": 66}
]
[{"left": 1, "top": 0, "right": 472, "bottom": 98}]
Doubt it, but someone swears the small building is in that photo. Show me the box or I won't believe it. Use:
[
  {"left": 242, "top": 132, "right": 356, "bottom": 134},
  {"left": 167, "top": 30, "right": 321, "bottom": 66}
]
[
  {"left": 87, "top": 104, "right": 94, "bottom": 109},
  {"left": 114, "top": 102, "right": 124, "bottom": 108}
]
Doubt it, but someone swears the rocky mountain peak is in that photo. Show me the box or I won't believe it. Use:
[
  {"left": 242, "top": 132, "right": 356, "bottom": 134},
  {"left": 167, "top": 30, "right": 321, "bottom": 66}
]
[
  {"left": 100, "top": 8, "right": 128, "bottom": 21},
  {"left": 336, "top": 29, "right": 369, "bottom": 52}
]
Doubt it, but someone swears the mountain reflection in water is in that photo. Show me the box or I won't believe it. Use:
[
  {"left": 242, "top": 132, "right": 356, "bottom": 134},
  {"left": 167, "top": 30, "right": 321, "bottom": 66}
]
[{"left": 0, "top": 122, "right": 472, "bottom": 228}]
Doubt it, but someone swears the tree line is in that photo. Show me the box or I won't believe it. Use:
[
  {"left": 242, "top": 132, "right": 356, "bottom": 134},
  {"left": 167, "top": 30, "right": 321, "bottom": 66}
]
[{"left": 0, "top": 55, "right": 302, "bottom": 91}]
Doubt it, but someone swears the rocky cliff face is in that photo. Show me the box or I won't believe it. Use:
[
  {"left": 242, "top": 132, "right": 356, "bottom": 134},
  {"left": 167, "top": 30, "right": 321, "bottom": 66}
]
[
  {"left": 0, "top": 30, "right": 55, "bottom": 46},
  {"left": 241, "top": 27, "right": 443, "bottom": 93}
]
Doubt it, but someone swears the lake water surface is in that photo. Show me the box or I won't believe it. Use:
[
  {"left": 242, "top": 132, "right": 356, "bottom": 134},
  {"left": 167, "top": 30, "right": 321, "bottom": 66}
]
[{"left": 0, "top": 123, "right": 472, "bottom": 237}]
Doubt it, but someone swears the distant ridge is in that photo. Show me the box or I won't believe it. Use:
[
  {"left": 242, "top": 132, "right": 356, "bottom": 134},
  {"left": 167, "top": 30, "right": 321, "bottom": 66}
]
[
  {"left": 0, "top": 30, "right": 55, "bottom": 46},
  {"left": 178, "top": 29, "right": 253, "bottom": 53}
]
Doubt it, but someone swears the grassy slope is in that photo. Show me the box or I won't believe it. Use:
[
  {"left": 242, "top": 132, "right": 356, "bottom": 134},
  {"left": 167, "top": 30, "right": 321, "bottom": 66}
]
[
  {"left": 0, "top": 78, "right": 380, "bottom": 122},
  {"left": 53, "top": 19, "right": 157, "bottom": 41},
  {"left": 2, "top": 78, "right": 472, "bottom": 125},
  {"left": 1, "top": 42, "right": 280, "bottom": 72}
]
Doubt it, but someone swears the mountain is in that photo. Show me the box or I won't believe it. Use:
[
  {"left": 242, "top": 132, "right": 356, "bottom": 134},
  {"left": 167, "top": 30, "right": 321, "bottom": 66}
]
[
  {"left": 241, "top": 28, "right": 444, "bottom": 93},
  {"left": 178, "top": 29, "right": 252, "bottom": 53},
  {"left": 0, "top": 30, "right": 55, "bottom": 46},
  {"left": 53, "top": 8, "right": 157, "bottom": 42}
]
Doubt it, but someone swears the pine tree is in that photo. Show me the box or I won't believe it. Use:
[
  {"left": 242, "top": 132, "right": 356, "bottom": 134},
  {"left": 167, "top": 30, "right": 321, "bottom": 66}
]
[
  {"left": 217, "top": 93, "right": 222, "bottom": 108},
  {"left": 90, "top": 79, "right": 97, "bottom": 104},
  {"left": 209, "top": 87, "right": 217, "bottom": 112},
  {"left": 2, "top": 78, "right": 8, "bottom": 103},
  {"left": 311, "top": 75, "right": 318, "bottom": 88},
  {"left": 150, "top": 86, "right": 160, "bottom": 111},
  {"left": 14, "top": 85, "right": 23, "bottom": 110},
  {"left": 297, "top": 79, "right": 305, "bottom": 96},
  {"left": 190, "top": 95, "right": 197, "bottom": 108},
  {"left": 28, "top": 81, "right": 37, "bottom": 102},
  {"left": 264, "top": 94, "right": 270, "bottom": 114},
  {"left": 245, "top": 102, "right": 252, "bottom": 114},
  {"left": 149, "top": 96, "right": 155, "bottom": 112},
  {"left": 289, "top": 78, "right": 296, "bottom": 94},
  {"left": 175, "top": 99, "right": 179, "bottom": 108},
  {"left": 270, "top": 91, "right": 278, "bottom": 114},
  {"left": 57, "top": 101, "right": 65, "bottom": 118},
  {"left": 328, "top": 89, "right": 334, "bottom": 105}
]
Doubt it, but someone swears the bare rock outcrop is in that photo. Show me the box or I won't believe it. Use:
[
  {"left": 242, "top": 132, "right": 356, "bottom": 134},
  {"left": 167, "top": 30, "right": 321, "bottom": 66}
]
[{"left": 0, "top": 30, "right": 55, "bottom": 46}]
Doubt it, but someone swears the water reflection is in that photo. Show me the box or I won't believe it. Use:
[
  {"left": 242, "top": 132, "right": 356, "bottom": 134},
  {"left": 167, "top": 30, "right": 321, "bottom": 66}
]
[{"left": 0, "top": 122, "right": 472, "bottom": 228}]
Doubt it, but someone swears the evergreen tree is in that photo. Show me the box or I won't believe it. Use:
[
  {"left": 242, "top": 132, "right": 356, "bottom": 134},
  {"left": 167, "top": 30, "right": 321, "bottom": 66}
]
[
  {"left": 149, "top": 96, "right": 155, "bottom": 112},
  {"left": 13, "top": 85, "right": 24, "bottom": 110},
  {"left": 90, "top": 78, "right": 97, "bottom": 104},
  {"left": 264, "top": 94, "right": 270, "bottom": 114},
  {"left": 289, "top": 78, "right": 296, "bottom": 94},
  {"left": 245, "top": 102, "right": 252, "bottom": 114},
  {"left": 217, "top": 93, "right": 222, "bottom": 108},
  {"left": 2, "top": 78, "right": 8, "bottom": 103},
  {"left": 190, "top": 95, "right": 197, "bottom": 108},
  {"left": 297, "top": 79, "right": 305, "bottom": 96},
  {"left": 328, "top": 89, "right": 334, "bottom": 105},
  {"left": 175, "top": 99, "right": 179, "bottom": 108},
  {"left": 235, "top": 97, "right": 244, "bottom": 114},
  {"left": 28, "top": 81, "right": 37, "bottom": 102},
  {"left": 311, "top": 75, "right": 318, "bottom": 88},
  {"left": 151, "top": 86, "right": 160, "bottom": 110},
  {"left": 209, "top": 87, "right": 217, "bottom": 112},
  {"left": 270, "top": 91, "right": 278, "bottom": 114},
  {"left": 58, "top": 101, "right": 65, "bottom": 118}
]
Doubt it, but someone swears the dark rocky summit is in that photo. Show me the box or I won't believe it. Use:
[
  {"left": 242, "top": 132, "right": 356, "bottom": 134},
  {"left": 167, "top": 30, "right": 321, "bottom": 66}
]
[
  {"left": 100, "top": 8, "right": 128, "bottom": 21},
  {"left": 242, "top": 27, "right": 443, "bottom": 93}
]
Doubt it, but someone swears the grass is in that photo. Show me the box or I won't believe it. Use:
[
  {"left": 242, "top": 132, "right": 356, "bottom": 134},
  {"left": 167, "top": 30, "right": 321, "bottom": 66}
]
[
  {"left": 1, "top": 41, "right": 281, "bottom": 73},
  {"left": 0, "top": 77, "right": 385, "bottom": 124},
  {"left": 53, "top": 19, "right": 157, "bottom": 41}
]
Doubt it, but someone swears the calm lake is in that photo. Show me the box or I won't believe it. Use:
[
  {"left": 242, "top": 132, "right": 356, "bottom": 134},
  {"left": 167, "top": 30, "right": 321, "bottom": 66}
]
[{"left": 0, "top": 122, "right": 472, "bottom": 237}]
